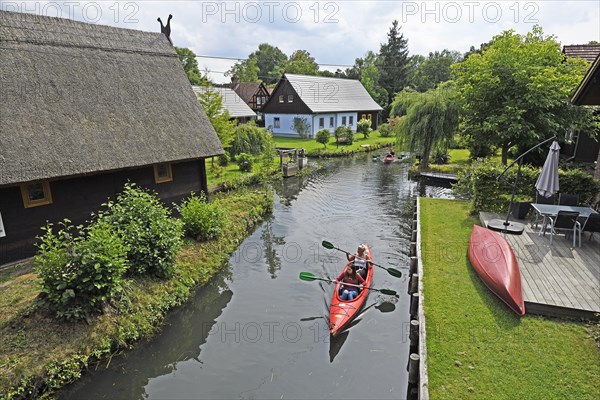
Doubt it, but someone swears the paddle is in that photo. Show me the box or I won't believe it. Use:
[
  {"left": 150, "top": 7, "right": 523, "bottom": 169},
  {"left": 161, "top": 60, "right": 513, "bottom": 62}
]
[
  {"left": 299, "top": 272, "right": 399, "bottom": 297},
  {"left": 321, "top": 241, "right": 403, "bottom": 278}
]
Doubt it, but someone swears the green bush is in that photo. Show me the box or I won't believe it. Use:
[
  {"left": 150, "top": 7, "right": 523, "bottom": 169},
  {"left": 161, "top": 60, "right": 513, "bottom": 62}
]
[
  {"left": 315, "top": 129, "right": 331, "bottom": 148},
  {"left": 179, "top": 193, "right": 226, "bottom": 241},
  {"left": 99, "top": 183, "right": 183, "bottom": 278},
  {"left": 453, "top": 159, "right": 600, "bottom": 213},
  {"left": 431, "top": 148, "right": 449, "bottom": 164},
  {"left": 217, "top": 153, "right": 230, "bottom": 167},
  {"left": 356, "top": 118, "right": 372, "bottom": 138},
  {"left": 236, "top": 153, "right": 253, "bottom": 172},
  {"left": 35, "top": 219, "right": 128, "bottom": 320},
  {"left": 231, "top": 122, "right": 272, "bottom": 156},
  {"left": 378, "top": 123, "right": 393, "bottom": 138},
  {"left": 334, "top": 125, "right": 354, "bottom": 145}
]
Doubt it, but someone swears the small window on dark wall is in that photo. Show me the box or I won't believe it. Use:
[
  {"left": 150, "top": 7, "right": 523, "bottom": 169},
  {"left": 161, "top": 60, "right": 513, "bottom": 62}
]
[
  {"left": 154, "top": 163, "right": 173, "bottom": 184},
  {"left": 20, "top": 181, "right": 53, "bottom": 208},
  {"left": 278, "top": 95, "right": 284, "bottom": 103},
  {"left": 288, "top": 94, "right": 294, "bottom": 102}
]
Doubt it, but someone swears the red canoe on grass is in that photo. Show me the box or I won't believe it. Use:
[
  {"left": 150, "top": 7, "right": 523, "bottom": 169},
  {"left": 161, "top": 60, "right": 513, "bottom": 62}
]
[
  {"left": 468, "top": 225, "right": 525, "bottom": 316},
  {"left": 329, "top": 244, "right": 374, "bottom": 336}
]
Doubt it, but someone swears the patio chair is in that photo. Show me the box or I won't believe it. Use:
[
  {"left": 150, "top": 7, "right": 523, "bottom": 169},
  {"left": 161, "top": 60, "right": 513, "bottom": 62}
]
[
  {"left": 532, "top": 193, "right": 554, "bottom": 229},
  {"left": 582, "top": 213, "right": 600, "bottom": 241},
  {"left": 545, "top": 211, "right": 581, "bottom": 247},
  {"left": 558, "top": 193, "right": 579, "bottom": 206}
]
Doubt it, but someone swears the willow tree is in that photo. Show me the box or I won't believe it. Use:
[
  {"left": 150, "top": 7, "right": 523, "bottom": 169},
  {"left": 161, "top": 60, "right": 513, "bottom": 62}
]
[{"left": 392, "top": 86, "right": 459, "bottom": 171}]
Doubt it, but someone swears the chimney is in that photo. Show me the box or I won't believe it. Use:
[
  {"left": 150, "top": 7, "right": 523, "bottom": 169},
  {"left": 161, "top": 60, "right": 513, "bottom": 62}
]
[{"left": 231, "top": 75, "right": 240, "bottom": 89}]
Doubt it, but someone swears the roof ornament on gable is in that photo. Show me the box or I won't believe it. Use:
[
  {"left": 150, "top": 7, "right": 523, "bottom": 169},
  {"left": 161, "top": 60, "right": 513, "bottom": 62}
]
[{"left": 157, "top": 14, "right": 173, "bottom": 44}]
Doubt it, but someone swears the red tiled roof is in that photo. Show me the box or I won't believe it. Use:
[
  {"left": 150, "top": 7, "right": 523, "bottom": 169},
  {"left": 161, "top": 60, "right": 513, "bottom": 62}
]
[{"left": 563, "top": 45, "right": 600, "bottom": 62}]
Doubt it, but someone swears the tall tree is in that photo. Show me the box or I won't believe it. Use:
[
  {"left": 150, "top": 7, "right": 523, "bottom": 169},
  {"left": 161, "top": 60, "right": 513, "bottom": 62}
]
[
  {"left": 249, "top": 43, "right": 288, "bottom": 85},
  {"left": 196, "top": 84, "right": 236, "bottom": 150},
  {"left": 354, "top": 51, "right": 388, "bottom": 107},
  {"left": 453, "top": 26, "right": 596, "bottom": 165},
  {"left": 392, "top": 86, "right": 459, "bottom": 171},
  {"left": 175, "top": 47, "right": 206, "bottom": 86},
  {"left": 378, "top": 20, "right": 410, "bottom": 104},
  {"left": 409, "top": 50, "right": 462, "bottom": 92},
  {"left": 285, "top": 50, "right": 319, "bottom": 75},
  {"left": 226, "top": 57, "right": 260, "bottom": 82}
]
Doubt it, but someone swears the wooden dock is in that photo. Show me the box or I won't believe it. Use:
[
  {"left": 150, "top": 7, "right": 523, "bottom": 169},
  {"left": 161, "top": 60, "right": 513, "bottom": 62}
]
[
  {"left": 419, "top": 172, "right": 457, "bottom": 183},
  {"left": 480, "top": 213, "right": 600, "bottom": 318}
]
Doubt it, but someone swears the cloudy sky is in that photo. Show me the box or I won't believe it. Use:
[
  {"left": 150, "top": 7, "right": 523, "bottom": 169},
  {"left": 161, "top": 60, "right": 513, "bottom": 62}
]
[{"left": 3, "top": 1, "right": 599, "bottom": 82}]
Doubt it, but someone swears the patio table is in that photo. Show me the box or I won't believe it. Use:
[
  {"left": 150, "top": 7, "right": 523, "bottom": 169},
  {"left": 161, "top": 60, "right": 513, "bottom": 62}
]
[{"left": 530, "top": 203, "right": 599, "bottom": 237}]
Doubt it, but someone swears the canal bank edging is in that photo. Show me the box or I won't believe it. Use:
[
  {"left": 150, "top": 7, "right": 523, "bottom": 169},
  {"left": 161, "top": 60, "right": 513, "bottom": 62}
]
[{"left": 406, "top": 196, "right": 430, "bottom": 400}]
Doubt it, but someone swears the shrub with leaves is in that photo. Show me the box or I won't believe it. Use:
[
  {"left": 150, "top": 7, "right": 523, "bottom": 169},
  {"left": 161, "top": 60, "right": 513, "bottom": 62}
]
[
  {"left": 334, "top": 125, "right": 354, "bottom": 145},
  {"left": 378, "top": 123, "right": 393, "bottom": 138},
  {"left": 179, "top": 193, "right": 226, "bottom": 241},
  {"left": 231, "top": 121, "right": 271, "bottom": 157},
  {"left": 315, "top": 129, "right": 331, "bottom": 148},
  {"left": 217, "top": 153, "right": 230, "bottom": 167},
  {"left": 236, "top": 153, "right": 253, "bottom": 172},
  {"left": 356, "top": 118, "right": 372, "bottom": 138},
  {"left": 35, "top": 219, "right": 128, "bottom": 320},
  {"left": 99, "top": 183, "right": 183, "bottom": 278}
]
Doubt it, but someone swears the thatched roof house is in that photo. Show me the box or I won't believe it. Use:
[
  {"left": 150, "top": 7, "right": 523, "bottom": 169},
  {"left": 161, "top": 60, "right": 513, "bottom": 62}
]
[{"left": 0, "top": 11, "right": 223, "bottom": 264}]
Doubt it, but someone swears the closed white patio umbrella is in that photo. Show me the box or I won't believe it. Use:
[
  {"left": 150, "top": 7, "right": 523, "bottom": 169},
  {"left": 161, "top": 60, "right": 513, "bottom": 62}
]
[{"left": 535, "top": 141, "right": 560, "bottom": 198}]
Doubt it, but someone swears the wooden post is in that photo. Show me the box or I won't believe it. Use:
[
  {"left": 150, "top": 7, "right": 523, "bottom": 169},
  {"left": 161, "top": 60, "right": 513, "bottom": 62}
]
[
  {"left": 409, "top": 273, "right": 418, "bottom": 294},
  {"left": 410, "top": 242, "right": 416, "bottom": 257},
  {"left": 409, "top": 319, "right": 419, "bottom": 342},
  {"left": 409, "top": 256, "right": 417, "bottom": 275},
  {"left": 412, "top": 220, "right": 417, "bottom": 231},
  {"left": 408, "top": 353, "right": 420, "bottom": 384},
  {"left": 410, "top": 293, "right": 419, "bottom": 318},
  {"left": 411, "top": 230, "right": 417, "bottom": 242}
]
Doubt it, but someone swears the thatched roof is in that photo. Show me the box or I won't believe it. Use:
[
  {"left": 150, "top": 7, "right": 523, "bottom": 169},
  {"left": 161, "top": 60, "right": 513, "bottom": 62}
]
[
  {"left": 192, "top": 86, "right": 256, "bottom": 118},
  {"left": 0, "top": 11, "right": 223, "bottom": 187}
]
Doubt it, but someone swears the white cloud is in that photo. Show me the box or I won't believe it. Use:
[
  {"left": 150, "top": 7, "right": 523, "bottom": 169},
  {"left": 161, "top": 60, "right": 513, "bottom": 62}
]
[{"left": 4, "top": 0, "right": 598, "bottom": 83}]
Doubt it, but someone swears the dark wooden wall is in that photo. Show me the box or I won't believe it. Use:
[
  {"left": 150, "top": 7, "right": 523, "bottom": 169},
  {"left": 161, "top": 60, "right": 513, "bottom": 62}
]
[
  {"left": 0, "top": 160, "right": 206, "bottom": 265},
  {"left": 261, "top": 79, "right": 312, "bottom": 115}
]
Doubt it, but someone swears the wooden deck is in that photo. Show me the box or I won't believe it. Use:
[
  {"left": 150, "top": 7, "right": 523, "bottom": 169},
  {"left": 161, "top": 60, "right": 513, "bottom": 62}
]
[{"left": 480, "top": 213, "right": 600, "bottom": 318}]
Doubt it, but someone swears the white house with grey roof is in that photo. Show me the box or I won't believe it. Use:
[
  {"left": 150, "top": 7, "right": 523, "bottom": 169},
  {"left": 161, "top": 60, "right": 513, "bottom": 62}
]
[
  {"left": 192, "top": 86, "right": 256, "bottom": 123},
  {"left": 261, "top": 73, "right": 383, "bottom": 137}
]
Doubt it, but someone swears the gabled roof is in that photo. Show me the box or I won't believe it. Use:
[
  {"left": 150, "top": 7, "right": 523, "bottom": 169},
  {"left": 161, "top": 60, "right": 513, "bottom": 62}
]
[
  {"left": 193, "top": 86, "right": 256, "bottom": 118},
  {"left": 563, "top": 45, "right": 600, "bottom": 63},
  {"left": 0, "top": 11, "right": 223, "bottom": 187},
  {"left": 232, "top": 82, "right": 268, "bottom": 103},
  {"left": 280, "top": 73, "right": 383, "bottom": 113},
  {"left": 571, "top": 54, "right": 600, "bottom": 106}
]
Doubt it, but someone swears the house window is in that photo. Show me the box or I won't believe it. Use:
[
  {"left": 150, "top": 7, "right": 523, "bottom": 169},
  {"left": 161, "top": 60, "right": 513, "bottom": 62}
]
[
  {"left": 256, "top": 96, "right": 263, "bottom": 106},
  {"left": 288, "top": 94, "right": 294, "bottom": 103},
  {"left": 278, "top": 95, "right": 284, "bottom": 103},
  {"left": 20, "top": 181, "right": 53, "bottom": 208},
  {"left": 361, "top": 113, "right": 372, "bottom": 121},
  {"left": 319, "top": 117, "right": 324, "bottom": 128},
  {"left": 329, "top": 117, "right": 334, "bottom": 127},
  {"left": 342, "top": 116, "right": 347, "bottom": 126},
  {"left": 349, "top": 116, "right": 354, "bottom": 126},
  {"left": 274, "top": 117, "right": 280, "bottom": 128},
  {"left": 154, "top": 163, "right": 173, "bottom": 184}
]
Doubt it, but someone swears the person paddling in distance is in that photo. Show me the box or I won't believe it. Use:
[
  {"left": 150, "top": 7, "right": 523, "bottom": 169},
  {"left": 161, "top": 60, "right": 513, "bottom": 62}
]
[
  {"left": 347, "top": 244, "right": 371, "bottom": 279},
  {"left": 336, "top": 264, "right": 366, "bottom": 301}
]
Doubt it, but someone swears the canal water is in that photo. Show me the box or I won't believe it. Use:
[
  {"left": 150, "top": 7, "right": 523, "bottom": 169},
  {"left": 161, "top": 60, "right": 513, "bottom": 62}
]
[{"left": 61, "top": 155, "right": 451, "bottom": 400}]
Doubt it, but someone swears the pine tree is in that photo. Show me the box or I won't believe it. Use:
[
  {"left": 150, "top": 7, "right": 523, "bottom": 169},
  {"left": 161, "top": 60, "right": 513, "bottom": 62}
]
[{"left": 378, "top": 20, "right": 410, "bottom": 105}]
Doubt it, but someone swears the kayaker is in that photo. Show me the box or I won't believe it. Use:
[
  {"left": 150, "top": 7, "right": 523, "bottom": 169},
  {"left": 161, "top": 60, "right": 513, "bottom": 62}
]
[
  {"left": 347, "top": 244, "right": 371, "bottom": 278},
  {"left": 336, "top": 264, "right": 365, "bottom": 301},
  {"left": 387, "top": 147, "right": 395, "bottom": 157}
]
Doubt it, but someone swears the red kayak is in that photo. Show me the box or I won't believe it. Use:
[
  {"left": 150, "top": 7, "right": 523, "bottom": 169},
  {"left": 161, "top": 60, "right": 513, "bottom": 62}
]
[
  {"left": 329, "top": 244, "right": 374, "bottom": 336},
  {"left": 468, "top": 225, "right": 525, "bottom": 316},
  {"left": 383, "top": 155, "right": 395, "bottom": 164}
]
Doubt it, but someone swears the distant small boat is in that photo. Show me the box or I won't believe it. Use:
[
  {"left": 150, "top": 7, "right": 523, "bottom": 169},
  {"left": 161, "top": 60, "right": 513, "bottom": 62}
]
[
  {"left": 468, "top": 225, "right": 525, "bottom": 316},
  {"left": 383, "top": 155, "right": 396, "bottom": 164}
]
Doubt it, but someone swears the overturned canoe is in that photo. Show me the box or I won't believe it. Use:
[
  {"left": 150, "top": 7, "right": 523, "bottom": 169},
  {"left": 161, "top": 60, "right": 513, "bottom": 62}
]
[{"left": 468, "top": 225, "right": 525, "bottom": 316}]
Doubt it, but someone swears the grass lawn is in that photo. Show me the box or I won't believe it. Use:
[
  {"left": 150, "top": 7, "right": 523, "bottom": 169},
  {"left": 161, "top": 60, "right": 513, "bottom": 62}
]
[
  {"left": 272, "top": 133, "right": 393, "bottom": 153},
  {"left": 420, "top": 198, "right": 600, "bottom": 400}
]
